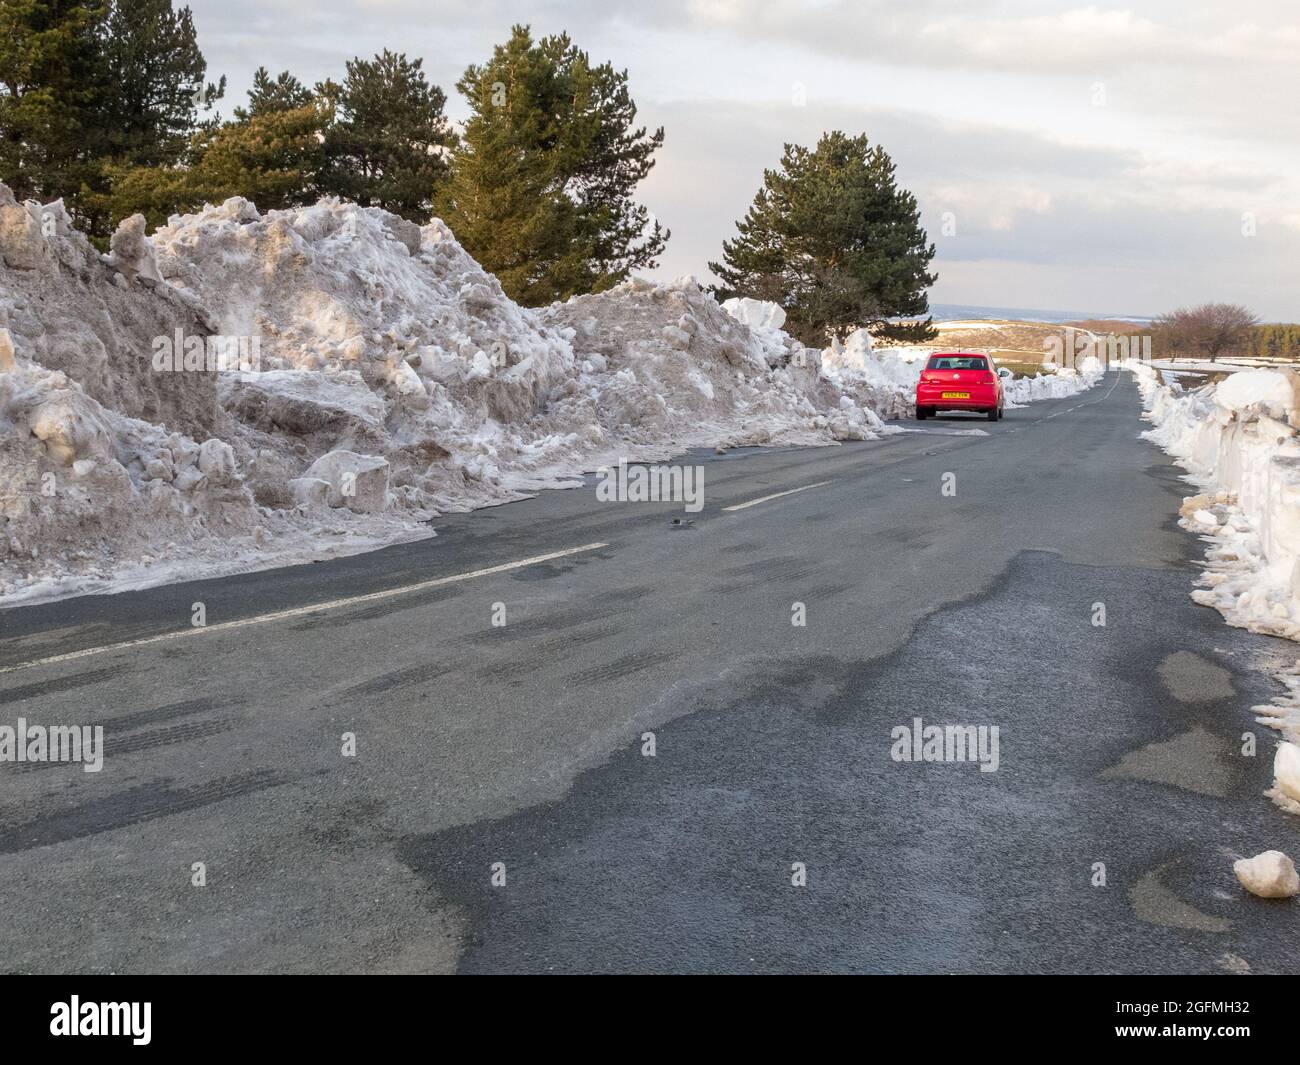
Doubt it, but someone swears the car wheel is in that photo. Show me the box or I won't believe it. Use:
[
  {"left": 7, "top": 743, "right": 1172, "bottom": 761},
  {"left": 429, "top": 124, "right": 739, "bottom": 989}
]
[
  {"left": 987, "top": 407, "right": 998, "bottom": 422},
  {"left": 916, "top": 406, "right": 927, "bottom": 420}
]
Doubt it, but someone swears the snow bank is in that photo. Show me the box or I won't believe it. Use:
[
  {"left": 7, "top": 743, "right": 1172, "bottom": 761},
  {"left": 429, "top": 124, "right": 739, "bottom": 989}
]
[
  {"left": 1132, "top": 361, "right": 1300, "bottom": 644},
  {"left": 540, "top": 278, "right": 893, "bottom": 454},
  {"left": 1275, "top": 741, "right": 1300, "bottom": 802},
  {"left": 1213, "top": 369, "right": 1295, "bottom": 417},
  {"left": 1, "top": 191, "right": 908, "bottom": 604},
  {"left": 0, "top": 194, "right": 296, "bottom": 603},
  {"left": 822, "top": 334, "right": 927, "bottom": 404},
  {"left": 1004, "top": 356, "right": 1104, "bottom": 404},
  {"left": 1132, "top": 362, "right": 1300, "bottom": 809}
]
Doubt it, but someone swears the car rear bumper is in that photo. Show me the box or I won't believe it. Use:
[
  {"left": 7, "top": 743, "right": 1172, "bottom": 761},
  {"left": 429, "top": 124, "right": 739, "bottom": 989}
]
[{"left": 916, "top": 385, "right": 999, "bottom": 411}]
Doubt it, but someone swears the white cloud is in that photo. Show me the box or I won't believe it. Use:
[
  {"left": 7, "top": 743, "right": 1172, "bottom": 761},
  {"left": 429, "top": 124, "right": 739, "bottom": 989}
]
[{"left": 185, "top": 0, "right": 1300, "bottom": 318}]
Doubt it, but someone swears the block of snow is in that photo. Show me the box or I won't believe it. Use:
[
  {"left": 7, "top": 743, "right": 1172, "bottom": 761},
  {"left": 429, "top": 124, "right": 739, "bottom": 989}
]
[
  {"left": 108, "top": 213, "right": 164, "bottom": 284},
  {"left": 304, "top": 450, "right": 389, "bottom": 513},
  {"left": 661, "top": 324, "right": 692, "bottom": 350},
  {"left": 380, "top": 213, "right": 423, "bottom": 255},
  {"left": 1192, "top": 509, "right": 1219, "bottom": 526},
  {"left": 219, "top": 370, "right": 385, "bottom": 436},
  {"left": 0, "top": 201, "right": 53, "bottom": 271},
  {"left": 1233, "top": 850, "right": 1299, "bottom": 898},
  {"left": 390, "top": 358, "right": 425, "bottom": 396},
  {"left": 722, "top": 297, "right": 786, "bottom": 333},
  {"left": 31, "top": 198, "right": 74, "bottom": 239},
  {"left": 172, "top": 466, "right": 204, "bottom": 492},
  {"left": 1213, "top": 369, "right": 1295, "bottom": 419},
  {"left": 198, "top": 439, "right": 238, "bottom": 484},
  {"left": 144, "top": 458, "right": 173, "bottom": 482},
  {"left": 289, "top": 476, "right": 331, "bottom": 507},
  {"left": 28, "top": 391, "right": 115, "bottom": 466},
  {"left": 466, "top": 350, "right": 492, "bottom": 382},
  {"left": 1275, "top": 741, "right": 1300, "bottom": 803}
]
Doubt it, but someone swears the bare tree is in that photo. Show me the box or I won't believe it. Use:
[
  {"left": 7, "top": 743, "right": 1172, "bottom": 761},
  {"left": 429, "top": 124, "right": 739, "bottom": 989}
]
[{"left": 1154, "top": 303, "right": 1259, "bottom": 361}]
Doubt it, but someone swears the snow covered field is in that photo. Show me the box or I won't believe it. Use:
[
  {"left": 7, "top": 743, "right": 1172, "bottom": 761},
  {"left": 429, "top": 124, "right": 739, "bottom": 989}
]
[{"left": 0, "top": 185, "right": 1103, "bottom": 606}]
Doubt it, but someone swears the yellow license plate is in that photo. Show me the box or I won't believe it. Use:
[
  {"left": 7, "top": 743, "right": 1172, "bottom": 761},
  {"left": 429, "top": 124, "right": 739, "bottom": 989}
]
[{"left": 941, "top": 391, "right": 970, "bottom": 399}]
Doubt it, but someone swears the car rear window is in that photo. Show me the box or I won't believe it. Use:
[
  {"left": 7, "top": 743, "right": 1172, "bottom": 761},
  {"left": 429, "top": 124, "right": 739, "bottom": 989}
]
[{"left": 927, "top": 356, "right": 988, "bottom": 371}]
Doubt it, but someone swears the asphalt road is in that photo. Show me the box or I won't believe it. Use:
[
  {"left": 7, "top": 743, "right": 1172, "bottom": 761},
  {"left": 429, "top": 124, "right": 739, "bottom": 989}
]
[{"left": 2, "top": 371, "right": 1299, "bottom": 974}]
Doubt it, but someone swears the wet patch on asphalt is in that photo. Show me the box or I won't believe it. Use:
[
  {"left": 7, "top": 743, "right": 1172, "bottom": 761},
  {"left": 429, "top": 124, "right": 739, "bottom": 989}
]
[
  {"left": 1157, "top": 650, "right": 1235, "bottom": 703},
  {"left": 1102, "top": 726, "right": 1235, "bottom": 797},
  {"left": 399, "top": 550, "right": 1300, "bottom": 973},
  {"left": 1129, "top": 860, "right": 1231, "bottom": 933}
]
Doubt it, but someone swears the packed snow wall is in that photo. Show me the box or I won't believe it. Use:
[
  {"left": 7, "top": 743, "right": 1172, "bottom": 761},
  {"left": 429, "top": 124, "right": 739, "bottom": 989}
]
[
  {"left": 1133, "top": 362, "right": 1300, "bottom": 644},
  {"left": 0, "top": 190, "right": 893, "bottom": 604}
]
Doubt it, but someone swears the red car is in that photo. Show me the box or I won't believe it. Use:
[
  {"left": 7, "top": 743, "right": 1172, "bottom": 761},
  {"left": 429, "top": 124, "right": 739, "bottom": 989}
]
[{"left": 915, "top": 352, "right": 1004, "bottom": 422}]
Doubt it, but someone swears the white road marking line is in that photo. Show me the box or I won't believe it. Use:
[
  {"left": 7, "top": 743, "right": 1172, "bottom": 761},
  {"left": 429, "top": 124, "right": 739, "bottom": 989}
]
[
  {"left": 0, "top": 542, "right": 610, "bottom": 678},
  {"left": 722, "top": 480, "right": 833, "bottom": 512},
  {"left": 1028, "top": 369, "right": 1122, "bottom": 424}
]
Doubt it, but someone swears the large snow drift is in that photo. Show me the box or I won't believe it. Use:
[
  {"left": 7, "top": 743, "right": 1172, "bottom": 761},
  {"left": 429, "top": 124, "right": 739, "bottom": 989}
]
[{"left": 0, "top": 191, "right": 894, "bottom": 603}]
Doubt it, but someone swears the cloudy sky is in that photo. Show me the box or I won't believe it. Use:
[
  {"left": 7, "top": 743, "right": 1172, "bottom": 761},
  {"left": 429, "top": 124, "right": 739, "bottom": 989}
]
[{"left": 188, "top": 1, "right": 1300, "bottom": 319}]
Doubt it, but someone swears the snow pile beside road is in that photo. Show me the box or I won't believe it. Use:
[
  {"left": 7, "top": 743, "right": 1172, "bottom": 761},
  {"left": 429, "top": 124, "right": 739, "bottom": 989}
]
[
  {"left": 1004, "top": 356, "right": 1104, "bottom": 405},
  {"left": 1131, "top": 361, "right": 1300, "bottom": 645},
  {"left": 1215, "top": 369, "right": 1296, "bottom": 416},
  {"left": 150, "top": 196, "right": 596, "bottom": 514},
  {"left": 1137, "top": 361, "right": 1300, "bottom": 814},
  {"left": 1, "top": 190, "right": 906, "bottom": 604},
  {"left": 157, "top": 199, "right": 898, "bottom": 480},
  {"left": 823, "top": 333, "right": 927, "bottom": 390},
  {"left": 0, "top": 189, "right": 306, "bottom": 603},
  {"left": 544, "top": 278, "right": 891, "bottom": 454}
]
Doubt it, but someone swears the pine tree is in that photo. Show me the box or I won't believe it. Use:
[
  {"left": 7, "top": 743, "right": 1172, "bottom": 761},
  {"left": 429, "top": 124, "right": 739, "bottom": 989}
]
[
  {"left": 0, "top": 0, "right": 104, "bottom": 204},
  {"left": 315, "top": 50, "right": 454, "bottom": 220},
  {"left": 92, "top": 0, "right": 220, "bottom": 170},
  {"left": 78, "top": 0, "right": 221, "bottom": 235},
  {"left": 711, "top": 131, "right": 936, "bottom": 345},
  {"left": 235, "top": 68, "right": 312, "bottom": 121},
  {"left": 105, "top": 101, "right": 328, "bottom": 230},
  {"left": 0, "top": 0, "right": 220, "bottom": 236},
  {"left": 437, "top": 25, "right": 667, "bottom": 306}
]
